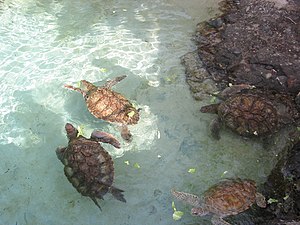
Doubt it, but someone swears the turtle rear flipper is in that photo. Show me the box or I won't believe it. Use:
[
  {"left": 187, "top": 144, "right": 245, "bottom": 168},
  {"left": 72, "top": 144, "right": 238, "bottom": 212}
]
[
  {"left": 120, "top": 125, "right": 133, "bottom": 142},
  {"left": 110, "top": 186, "right": 126, "bottom": 203},
  {"left": 211, "top": 215, "right": 230, "bottom": 225}
]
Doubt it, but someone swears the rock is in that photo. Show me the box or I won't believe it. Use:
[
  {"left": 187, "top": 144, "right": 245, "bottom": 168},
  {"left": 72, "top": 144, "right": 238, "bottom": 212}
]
[
  {"left": 182, "top": 0, "right": 300, "bottom": 97},
  {"left": 255, "top": 140, "right": 300, "bottom": 224}
]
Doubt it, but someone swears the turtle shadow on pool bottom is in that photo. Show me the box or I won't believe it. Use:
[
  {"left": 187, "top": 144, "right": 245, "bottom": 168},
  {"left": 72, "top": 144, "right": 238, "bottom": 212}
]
[
  {"left": 56, "top": 123, "right": 125, "bottom": 211},
  {"left": 64, "top": 75, "right": 141, "bottom": 142}
]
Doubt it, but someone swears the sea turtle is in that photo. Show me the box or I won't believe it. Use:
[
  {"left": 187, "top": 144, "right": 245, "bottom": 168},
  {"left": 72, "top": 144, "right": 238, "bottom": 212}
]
[
  {"left": 64, "top": 75, "right": 140, "bottom": 142},
  {"left": 56, "top": 123, "right": 126, "bottom": 211},
  {"left": 200, "top": 87, "right": 299, "bottom": 139},
  {"left": 171, "top": 179, "right": 266, "bottom": 225}
]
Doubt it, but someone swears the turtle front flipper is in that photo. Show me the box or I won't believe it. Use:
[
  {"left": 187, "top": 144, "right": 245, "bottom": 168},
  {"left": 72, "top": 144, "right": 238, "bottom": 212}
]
[
  {"left": 56, "top": 147, "right": 66, "bottom": 164},
  {"left": 210, "top": 117, "right": 222, "bottom": 140},
  {"left": 64, "top": 84, "right": 86, "bottom": 96},
  {"left": 171, "top": 189, "right": 202, "bottom": 207},
  {"left": 200, "top": 103, "right": 220, "bottom": 114},
  {"left": 104, "top": 75, "right": 127, "bottom": 89},
  {"left": 211, "top": 215, "right": 231, "bottom": 225},
  {"left": 91, "top": 130, "right": 121, "bottom": 148}
]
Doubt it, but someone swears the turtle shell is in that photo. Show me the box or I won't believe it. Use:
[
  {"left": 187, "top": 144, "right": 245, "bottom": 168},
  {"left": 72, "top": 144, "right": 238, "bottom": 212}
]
[
  {"left": 60, "top": 135, "right": 115, "bottom": 199},
  {"left": 203, "top": 179, "right": 257, "bottom": 216},
  {"left": 85, "top": 87, "right": 139, "bottom": 125},
  {"left": 218, "top": 93, "right": 278, "bottom": 136}
]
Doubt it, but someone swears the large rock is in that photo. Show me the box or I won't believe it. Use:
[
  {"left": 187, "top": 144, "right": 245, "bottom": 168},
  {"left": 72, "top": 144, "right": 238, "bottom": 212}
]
[{"left": 183, "top": 0, "right": 300, "bottom": 95}]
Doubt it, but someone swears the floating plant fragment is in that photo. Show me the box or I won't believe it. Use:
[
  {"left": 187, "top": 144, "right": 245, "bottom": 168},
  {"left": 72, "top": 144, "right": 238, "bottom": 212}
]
[
  {"left": 267, "top": 198, "right": 279, "bottom": 204},
  {"left": 188, "top": 168, "right": 196, "bottom": 174},
  {"left": 133, "top": 162, "right": 141, "bottom": 169},
  {"left": 128, "top": 111, "right": 135, "bottom": 118},
  {"left": 221, "top": 170, "right": 228, "bottom": 177},
  {"left": 124, "top": 160, "right": 130, "bottom": 165},
  {"left": 172, "top": 201, "right": 184, "bottom": 221},
  {"left": 77, "top": 125, "right": 85, "bottom": 137},
  {"left": 210, "top": 96, "right": 217, "bottom": 103},
  {"left": 99, "top": 68, "right": 107, "bottom": 73}
]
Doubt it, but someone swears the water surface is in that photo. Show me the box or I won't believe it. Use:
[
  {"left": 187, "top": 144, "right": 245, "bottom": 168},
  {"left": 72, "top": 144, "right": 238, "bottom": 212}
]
[{"left": 0, "top": 0, "right": 279, "bottom": 224}]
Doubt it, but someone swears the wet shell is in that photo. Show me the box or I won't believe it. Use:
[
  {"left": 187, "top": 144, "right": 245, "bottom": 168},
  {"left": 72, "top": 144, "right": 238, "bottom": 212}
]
[
  {"left": 203, "top": 179, "right": 258, "bottom": 216},
  {"left": 86, "top": 87, "right": 139, "bottom": 125},
  {"left": 61, "top": 136, "right": 114, "bottom": 199},
  {"left": 218, "top": 93, "right": 278, "bottom": 136}
]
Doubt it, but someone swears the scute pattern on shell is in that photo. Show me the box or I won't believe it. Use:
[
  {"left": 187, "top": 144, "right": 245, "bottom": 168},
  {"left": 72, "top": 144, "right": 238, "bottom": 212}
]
[
  {"left": 204, "top": 179, "right": 257, "bottom": 216},
  {"left": 218, "top": 93, "right": 278, "bottom": 136},
  {"left": 86, "top": 87, "right": 139, "bottom": 125},
  {"left": 62, "top": 137, "right": 114, "bottom": 199}
]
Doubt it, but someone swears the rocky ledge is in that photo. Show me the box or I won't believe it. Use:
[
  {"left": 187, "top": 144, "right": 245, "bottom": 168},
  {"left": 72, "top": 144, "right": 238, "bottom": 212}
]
[{"left": 182, "top": 0, "right": 300, "bottom": 224}]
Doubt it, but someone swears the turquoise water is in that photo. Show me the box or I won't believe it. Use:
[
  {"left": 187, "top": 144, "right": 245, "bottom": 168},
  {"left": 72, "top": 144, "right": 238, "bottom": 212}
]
[{"left": 0, "top": 0, "right": 280, "bottom": 224}]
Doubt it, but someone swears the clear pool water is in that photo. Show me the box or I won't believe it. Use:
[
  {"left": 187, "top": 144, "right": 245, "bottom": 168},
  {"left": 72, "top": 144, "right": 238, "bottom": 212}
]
[{"left": 0, "top": 0, "right": 280, "bottom": 224}]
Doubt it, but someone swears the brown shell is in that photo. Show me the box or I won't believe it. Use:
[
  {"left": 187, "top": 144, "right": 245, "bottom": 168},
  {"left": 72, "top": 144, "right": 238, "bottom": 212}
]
[
  {"left": 218, "top": 93, "right": 278, "bottom": 136},
  {"left": 86, "top": 87, "right": 139, "bottom": 125},
  {"left": 61, "top": 136, "right": 114, "bottom": 199},
  {"left": 204, "top": 179, "right": 257, "bottom": 216}
]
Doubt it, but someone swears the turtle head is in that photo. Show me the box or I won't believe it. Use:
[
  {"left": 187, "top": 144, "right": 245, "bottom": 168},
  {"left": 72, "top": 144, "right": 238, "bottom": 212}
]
[
  {"left": 65, "top": 123, "right": 78, "bottom": 140},
  {"left": 191, "top": 207, "right": 209, "bottom": 216},
  {"left": 91, "top": 130, "right": 121, "bottom": 149},
  {"left": 81, "top": 80, "right": 96, "bottom": 91}
]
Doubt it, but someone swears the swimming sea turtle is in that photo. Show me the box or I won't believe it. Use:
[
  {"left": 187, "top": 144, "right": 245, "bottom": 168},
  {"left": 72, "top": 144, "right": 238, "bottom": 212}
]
[
  {"left": 64, "top": 75, "right": 140, "bottom": 142},
  {"left": 200, "top": 87, "right": 299, "bottom": 139},
  {"left": 56, "top": 123, "right": 126, "bottom": 211},
  {"left": 171, "top": 179, "right": 266, "bottom": 225}
]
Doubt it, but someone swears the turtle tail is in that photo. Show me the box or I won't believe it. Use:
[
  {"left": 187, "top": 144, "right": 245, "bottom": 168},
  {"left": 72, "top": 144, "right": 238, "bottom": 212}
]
[
  {"left": 110, "top": 186, "right": 126, "bottom": 203},
  {"left": 91, "top": 197, "right": 102, "bottom": 211}
]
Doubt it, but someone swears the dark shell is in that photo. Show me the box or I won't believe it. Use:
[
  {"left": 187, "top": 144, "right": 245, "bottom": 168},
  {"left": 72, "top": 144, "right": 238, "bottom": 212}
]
[
  {"left": 85, "top": 87, "right": 139, "bottom": 125},
  {"left": 218, "top": 93, "right": 278, "bottom": 136},
  {"left": 60, "top": 136, "right": 114, "bottom": 198},
  {"left": 201, "top": 90, "right": 299, "bottom": 137},
  {"left": 57, "top": 127, "right": 126, "bottom": 210},
  {"left": 63, "top": 137, "right": 114, "bottom": 198},
  {"left": 203, "top": 179, "right": 258, "bottom": 216}
]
